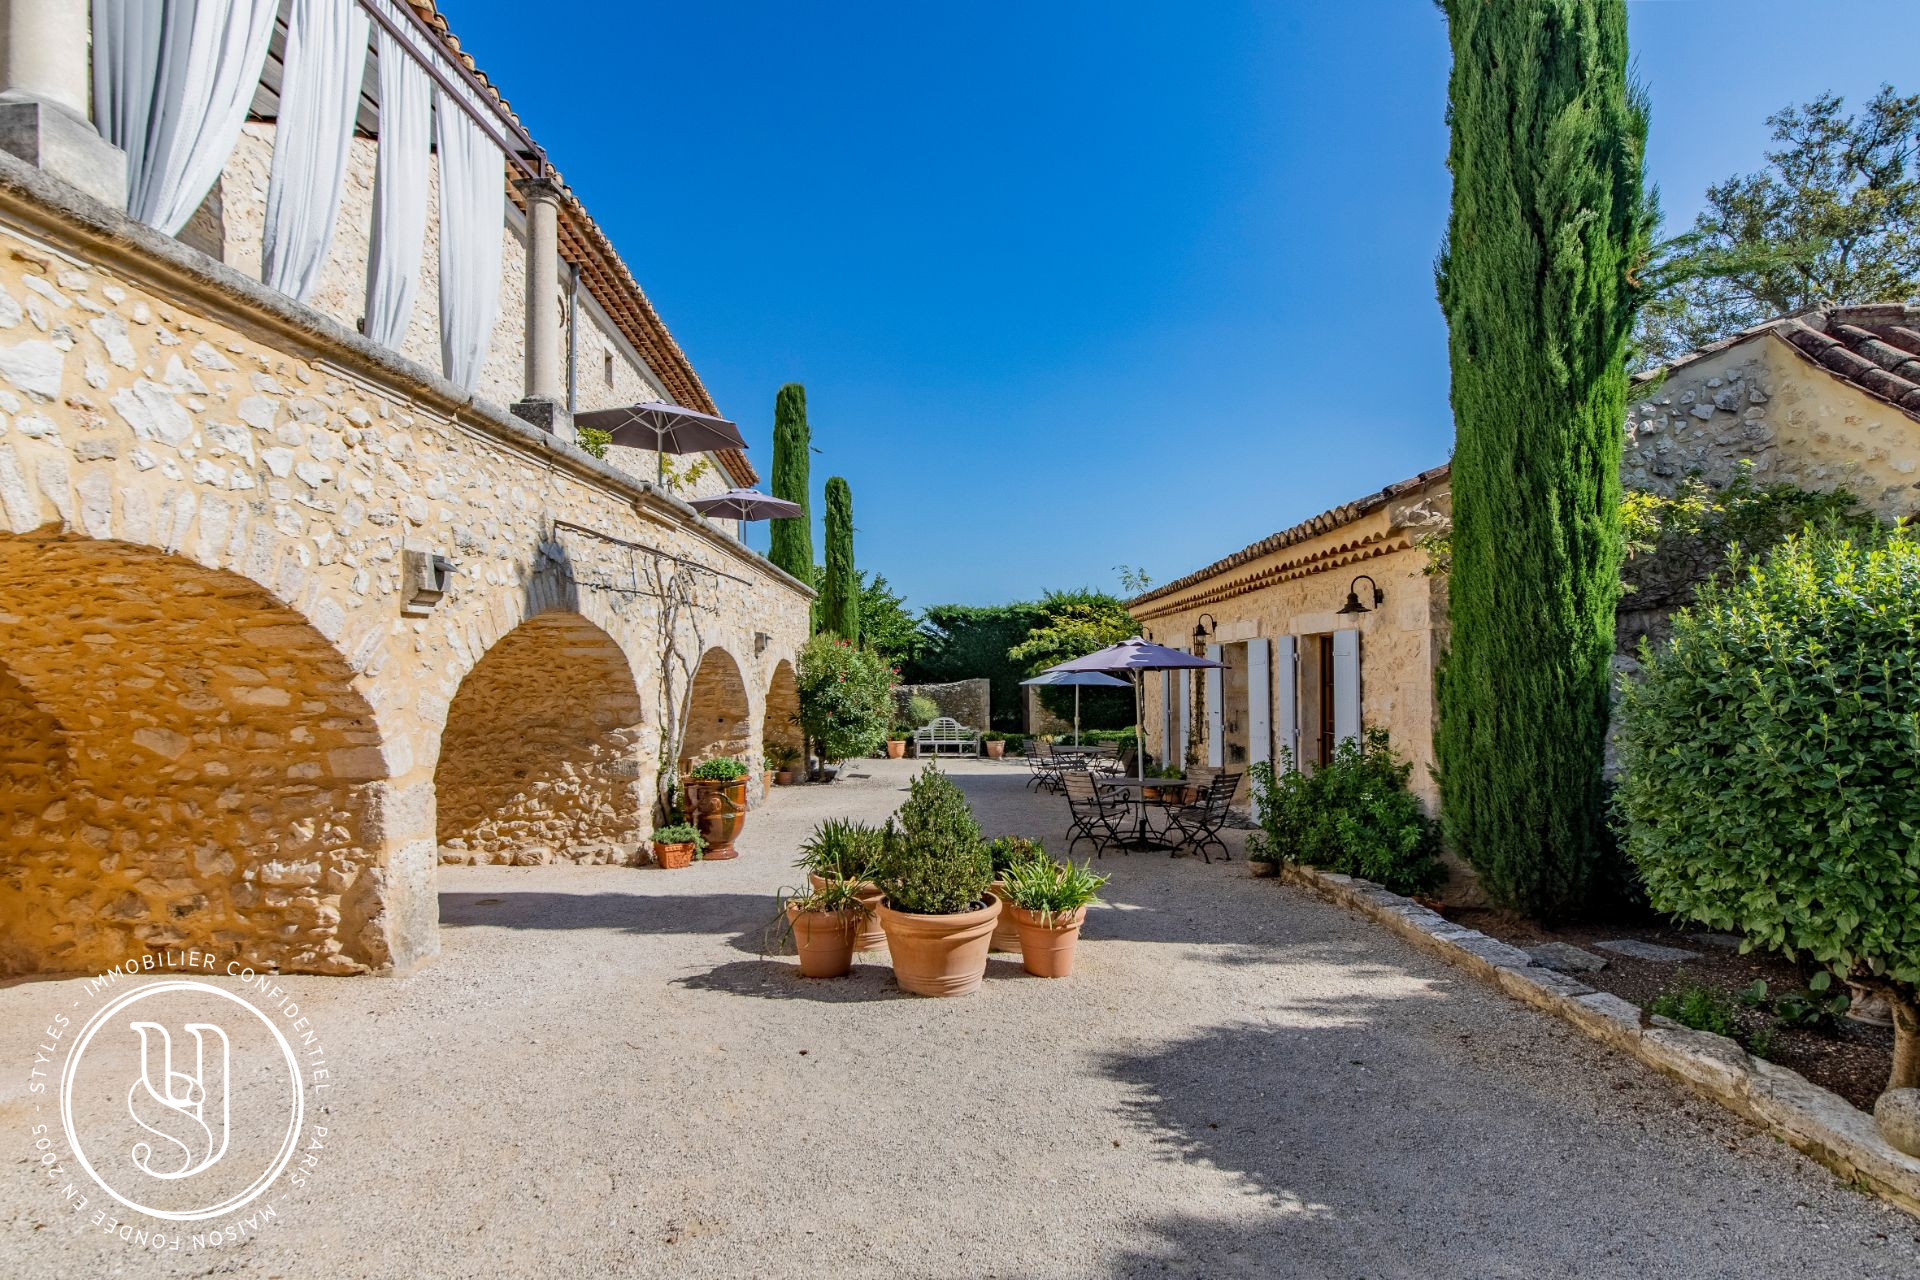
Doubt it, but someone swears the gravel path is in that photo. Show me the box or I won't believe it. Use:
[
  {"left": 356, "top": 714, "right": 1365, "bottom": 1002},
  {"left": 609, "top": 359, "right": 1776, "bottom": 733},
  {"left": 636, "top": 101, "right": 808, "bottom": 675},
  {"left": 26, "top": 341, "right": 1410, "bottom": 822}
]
[{"left": 3, "top": 757, "right": 1916, "bottom": 1278}]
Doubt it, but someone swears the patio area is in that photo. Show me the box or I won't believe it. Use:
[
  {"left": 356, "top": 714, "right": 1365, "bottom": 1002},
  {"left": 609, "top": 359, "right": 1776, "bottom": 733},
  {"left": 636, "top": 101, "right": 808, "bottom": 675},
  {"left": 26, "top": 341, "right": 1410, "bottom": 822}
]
[{"left": 1, "top": 757, "right": 1914, "bottom": 1278}]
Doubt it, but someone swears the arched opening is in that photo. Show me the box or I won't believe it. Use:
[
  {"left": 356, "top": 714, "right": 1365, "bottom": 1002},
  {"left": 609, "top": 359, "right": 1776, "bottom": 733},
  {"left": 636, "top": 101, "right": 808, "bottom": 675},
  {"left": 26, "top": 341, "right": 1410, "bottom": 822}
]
[
  {"left": 761, "top": 659, "right": 801, "bottom": 769},
  {"left": 436, "top": 612, "right": 646, "bottom": 865},
  {"left": 0, "top": 535, "right": 394, "bottom": 976},
  {"left": 679, "top": 646, "right": 752, "bottom": 778}
]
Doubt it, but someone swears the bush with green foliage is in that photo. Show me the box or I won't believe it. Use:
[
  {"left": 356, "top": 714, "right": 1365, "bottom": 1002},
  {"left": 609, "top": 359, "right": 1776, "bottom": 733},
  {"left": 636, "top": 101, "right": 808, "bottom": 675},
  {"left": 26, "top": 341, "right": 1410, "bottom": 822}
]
[
  {"left": 651, "top": 822, "right": 703, "bottom": 849},
  {"left": 1646, "top": 983, "right": 1740, "bottom": 1039},
  {"left": 764, "top": 742, "right": 801, "bottom": 773},
  {"left": 874, "top": 766, "right": 991, "bottom": 914},
  {"left": 797, "top": 818, "right": 886, "bottom": 880},
  {"left": 896, "top": 694, "right": 940, "bottom": 735},
  {"left": 1616, "top": 531, "right": 1920, "bottom": 1092},
  {"left": 1008, "top": 590, "right": 1139, "bottom": 729},
  {"left": 688, "top": 757, "right": 748, "bottom": 782},
  {"left": 796, "top": 636, "right": 894, "bottom": 764},
  {"left": 1000, "top": 856, "right": 1108, "bottom": 924},
  {"left": 1248, "top": 733, "right": 1444, "bottom": 897},
  {"left": 985, "top": 836, "right": 1046, "bottom": 879}
]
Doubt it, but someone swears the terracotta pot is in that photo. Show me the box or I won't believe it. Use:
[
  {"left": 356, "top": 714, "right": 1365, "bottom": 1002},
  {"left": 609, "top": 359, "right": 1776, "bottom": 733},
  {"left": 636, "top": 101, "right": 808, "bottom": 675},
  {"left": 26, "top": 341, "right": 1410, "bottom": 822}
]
[
  {"left": 984, "top": 740, "right": 1005, "bottom": 759},
  {"left": 652, "top": 840, "right": 696, "bottom": 870},
  {"left": 785, "top": 903, "right": 858, "bottom": 978},
  {"left": 774, "top": 770, "right": 794, "bottom": 786},
  {"left": 811, "top": 873, "right": 886, "bottom": 951},
  {"left": 986, "top": 881, "right": 1021, "bottom": 953},
  {"left": 877, "top": 896, "right": 1000, "bottom": 997},
  {"left": 682, "top": 776, "right": 747, "bottom": 859},
  {"left": 1009, "top": 905, "right": 1087, "bottom": 978},
  {"left": 886, "top": 740, "right": 907, "bottom": 759}
]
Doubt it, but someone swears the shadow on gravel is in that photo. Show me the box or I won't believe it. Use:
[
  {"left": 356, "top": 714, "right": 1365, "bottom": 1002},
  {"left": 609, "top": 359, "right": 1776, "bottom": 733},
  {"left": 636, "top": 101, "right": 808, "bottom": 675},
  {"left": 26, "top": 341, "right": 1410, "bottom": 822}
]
[
  {"left": 674, "top": 957, "right": 919, "bottom": 1003},
  {"left": 439, "top": 891, "right": 774, "bottom": 941}
]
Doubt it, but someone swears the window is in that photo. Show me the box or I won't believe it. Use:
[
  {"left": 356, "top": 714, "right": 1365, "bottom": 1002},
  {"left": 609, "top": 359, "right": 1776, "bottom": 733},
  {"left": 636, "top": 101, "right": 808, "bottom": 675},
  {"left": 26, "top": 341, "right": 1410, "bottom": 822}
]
[{"left": 602, "top": 350, "right": 615, "bottom": 387}]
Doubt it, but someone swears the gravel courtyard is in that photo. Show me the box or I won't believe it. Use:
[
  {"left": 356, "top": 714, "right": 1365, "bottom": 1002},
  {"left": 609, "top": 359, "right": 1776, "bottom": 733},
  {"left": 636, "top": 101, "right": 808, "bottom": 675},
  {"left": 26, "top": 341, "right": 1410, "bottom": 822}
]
[{"left": 3, "top": 756, "right": 1916, "bottom": 1278}]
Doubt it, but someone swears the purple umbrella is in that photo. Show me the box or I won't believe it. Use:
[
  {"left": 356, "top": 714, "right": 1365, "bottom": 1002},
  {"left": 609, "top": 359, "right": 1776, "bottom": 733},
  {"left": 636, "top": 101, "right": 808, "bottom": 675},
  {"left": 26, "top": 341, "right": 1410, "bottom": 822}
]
[
  {"left": 572, "top": 401, "right": 747, "bottom": 483},
  {"left": 1045, "top": 638, "right": 1223, "bottom": 782},
  {"left": 688, "top": 488, "right": 803, "bottom": 521}
]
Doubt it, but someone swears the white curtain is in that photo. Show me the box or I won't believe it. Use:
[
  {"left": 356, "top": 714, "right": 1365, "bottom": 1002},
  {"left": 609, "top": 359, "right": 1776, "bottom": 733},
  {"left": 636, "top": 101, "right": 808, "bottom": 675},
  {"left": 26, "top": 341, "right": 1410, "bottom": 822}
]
[
  {"left": 434, "top": 83, "right": 504, "bottom": 391},
  {"left": 362, "top": 0, "right": 431, "bottom": 349},
  {"left": 93, "top": 0, "right": 279, "bottom": 235},
  {"left": 261, "top": 0, "right": 370, "bottom": 301}
]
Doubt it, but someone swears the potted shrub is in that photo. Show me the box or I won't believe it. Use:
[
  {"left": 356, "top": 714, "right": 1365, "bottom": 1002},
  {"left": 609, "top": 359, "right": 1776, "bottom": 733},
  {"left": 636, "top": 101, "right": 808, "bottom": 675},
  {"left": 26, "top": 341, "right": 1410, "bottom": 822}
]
[
  {"left": 873, "top": 766, "right": 997, "bottom": 996},
  {"left": 985, "top": 836, "right": 1045, "bottom": 953},
  {"left": 651, "top": 822, "right": 703, "bottom": 869},
  {"left": 886, "top": 736, "right": 908, "bottom": 760},
  {"left": 797, "top": 635, "right": 893, "bottom": 781},
  {"left": 981, "top": 731, "right": 1009, "bottom": 760},
  {"left": 1000, "top": 856, "right": 1108, "bottom": 978},
  {"left": 765, "top": 743, "right": 801, "bottom": 786},
  {"left": 799, "top": 817, "right": 888, "bottom": 951},
  {"left": 1142, "top": 764, "right": 1184, "bottom": 803},
  {"left": 780, "top": 876, "right": 872, "bottom": 978},
  {"left": 682, "top": 757, "right": 750, "bottom": 859}
]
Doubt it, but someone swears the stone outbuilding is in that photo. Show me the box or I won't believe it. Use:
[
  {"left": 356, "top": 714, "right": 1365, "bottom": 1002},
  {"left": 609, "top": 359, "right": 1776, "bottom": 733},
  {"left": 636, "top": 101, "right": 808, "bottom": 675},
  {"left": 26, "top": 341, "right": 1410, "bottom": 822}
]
[
  {"left": 1130, "top": 304, "right": 1920, "bottom": 811},
  {"left": 0, "top": 0, "right": 812, "bottom": 977}
]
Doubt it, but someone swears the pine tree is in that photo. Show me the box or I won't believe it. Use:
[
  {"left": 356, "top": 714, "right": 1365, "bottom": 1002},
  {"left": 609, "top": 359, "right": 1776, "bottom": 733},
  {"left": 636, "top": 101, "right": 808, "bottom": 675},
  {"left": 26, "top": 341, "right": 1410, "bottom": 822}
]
[
  {"left": 821, "top": 476, "right": 859, "bottom": 641},
  {"left": 1434, "top": 0, "right": 1651, "bottom": 919},
  {"left": 768, "top": 383, "right": 813, "bottom": 592}
]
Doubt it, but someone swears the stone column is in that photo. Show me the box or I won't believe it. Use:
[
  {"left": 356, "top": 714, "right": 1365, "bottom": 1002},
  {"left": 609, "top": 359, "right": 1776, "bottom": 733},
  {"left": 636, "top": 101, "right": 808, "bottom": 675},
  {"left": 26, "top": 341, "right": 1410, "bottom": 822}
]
[
  {"left": 0, "top": 0, "right": 127, "bottom": 208},
  {"left": 510, "top": 177, "right": 574, "bottom": 443}
]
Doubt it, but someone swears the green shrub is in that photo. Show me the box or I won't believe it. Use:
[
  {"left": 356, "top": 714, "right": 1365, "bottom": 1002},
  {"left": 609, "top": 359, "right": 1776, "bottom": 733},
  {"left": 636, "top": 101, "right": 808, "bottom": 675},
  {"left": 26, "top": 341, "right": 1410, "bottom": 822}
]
[
  {"left": 907, "top": 694, "right": 940, "bottom": 729},
  {"left": 985, "top": 836, "right": 1046, "bottom": 878},
  {"left": 1646, "top": 983, "right": 1740, "bottom": 1039},
  {"left": 1248, "top": 732, "right": 1444, "bottom": 897},
  {"left": 874, "top": 766, "right": 990, "bottom": 914},
  {"left": 764, "top": 742, "right": 801, "bottom": 772},
  {"left": 651, "top": 822, "right": 703, "bottom": 849},
  {"left": 689, "top": 757, "right": 748, "bottom": 782},
  {"left": 1000, "top": 856, "right": 1108, "bottom": 924},
  {"left": 797, "top": 818, "right": 886, "bottom": 880},
  {"left": 1616, "top": 531, "right": 1920, "bottom": 1092},
  {"left": 797, "top": 636, "right": 894, "bottom": 763}
]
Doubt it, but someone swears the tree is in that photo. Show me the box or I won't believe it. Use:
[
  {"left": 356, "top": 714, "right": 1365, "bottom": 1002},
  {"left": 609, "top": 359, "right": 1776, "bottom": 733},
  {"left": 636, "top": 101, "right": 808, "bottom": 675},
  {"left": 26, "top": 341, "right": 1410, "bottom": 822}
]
[
  {"left": 820, "top": 476, "right": 858, "bottom": 641},
  {"left": 1007, "top": 589, "right": 1138, "bottom": 730},
  {"left": 858, "top": 571, "right": 921, "bottom": 668},
  {"left": 1639, "top": 86, "right": 1920, "bottom": 365},
  {"left": 795, "top": 635, "right": 893, "bottom": 764},
  {"left": 1616, "top": 532, "right": 1920, "bottom": 1095},
  {"left": 768, "top": 383, "right": 813, "bottom": 594},
  {"left": 907, "top": 602, "right": 1049, "bottom": 730},
  {"left": 1433, "top": 0, "right": 1651, "bottom": 919}
]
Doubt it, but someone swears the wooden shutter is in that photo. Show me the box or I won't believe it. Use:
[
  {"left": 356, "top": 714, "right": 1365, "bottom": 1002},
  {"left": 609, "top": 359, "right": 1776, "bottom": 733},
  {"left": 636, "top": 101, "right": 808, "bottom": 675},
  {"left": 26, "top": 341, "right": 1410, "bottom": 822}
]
[
  {"left": 1246, "top": 637, "right": 1271, "bottom": 767},
  {"left": 1205, "top": 643, "right": 1224, "bottom": 768},
  {"left": 1273, "top": 635, "right": 1299, "bottom": 770},
  {"left": 1332, "top": 628, "right": 1362, "bottom": 747}
]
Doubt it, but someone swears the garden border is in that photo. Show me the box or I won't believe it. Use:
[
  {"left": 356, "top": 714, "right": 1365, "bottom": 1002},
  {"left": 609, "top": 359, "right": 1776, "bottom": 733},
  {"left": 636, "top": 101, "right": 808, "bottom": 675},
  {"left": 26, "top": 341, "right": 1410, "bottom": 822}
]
[{"left": 1278, "top": 862, "right": 1920, "bottom": 1218}]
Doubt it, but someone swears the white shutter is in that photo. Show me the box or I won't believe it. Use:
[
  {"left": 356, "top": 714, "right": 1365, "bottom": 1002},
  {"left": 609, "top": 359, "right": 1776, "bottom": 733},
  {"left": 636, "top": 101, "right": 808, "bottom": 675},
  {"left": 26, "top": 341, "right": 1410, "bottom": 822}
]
[
  {"left": 1274, "top": 635, "right": 1299, "bottom": 770},
  {"left": 1333, "top": 628, "right": 1362, "bottom": 748},
  {"left": 1246, "top": 637, "right": 1271, "bottom": 767},
  {"left": 1205, "top": 643, "right": 1224, "bottom": 768},
  {"left": 1158, "top": 670, "right": 1172, "bottom": 767},
  {"left": 1178, "top": 670, "right": 1191, "bottom": 769}
]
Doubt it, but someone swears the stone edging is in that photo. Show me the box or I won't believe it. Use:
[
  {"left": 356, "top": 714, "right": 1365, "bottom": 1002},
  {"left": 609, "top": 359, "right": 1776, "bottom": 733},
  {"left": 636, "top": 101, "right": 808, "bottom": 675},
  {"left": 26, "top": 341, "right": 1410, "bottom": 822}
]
[{"left": 1279, "top": 862, "right": 1920, "bottom": 1218}]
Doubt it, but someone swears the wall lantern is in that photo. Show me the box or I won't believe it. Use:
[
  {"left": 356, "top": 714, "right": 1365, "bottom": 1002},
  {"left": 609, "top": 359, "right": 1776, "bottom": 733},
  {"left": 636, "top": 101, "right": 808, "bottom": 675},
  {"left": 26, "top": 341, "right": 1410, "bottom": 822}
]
[
  {"left": 1337, "top": 574, "right": 1383, "bottom": 616},
  {"left": 1191, "top": 612, "right": 1217, "bottom": 648}
]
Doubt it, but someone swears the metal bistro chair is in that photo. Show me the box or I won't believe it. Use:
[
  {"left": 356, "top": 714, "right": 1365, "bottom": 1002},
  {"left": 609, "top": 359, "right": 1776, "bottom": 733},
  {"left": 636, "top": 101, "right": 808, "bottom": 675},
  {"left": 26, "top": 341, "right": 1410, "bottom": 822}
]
[
  {"left": 1062, "top": 771, "right": 1124, "bottom": 857},
  {"left": 1023, "top": 738, "right": 1053, "bottom": 791},
  {"left": 1169, "top": 770, "right": 1240, "bottom": 864}
]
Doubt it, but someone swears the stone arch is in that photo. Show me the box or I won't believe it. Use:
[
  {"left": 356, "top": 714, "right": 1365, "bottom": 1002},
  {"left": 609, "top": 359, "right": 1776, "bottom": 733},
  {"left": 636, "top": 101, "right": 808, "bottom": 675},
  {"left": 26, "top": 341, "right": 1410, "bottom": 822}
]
[
  {"left": 679, "top": 646, "right": 752, "bottom": 775},
  {"left": 435, "top": 611, "right": 647, "bottom": 865},
  {"left": 762, "top": 658, "right": 802, "bottom": 764},
  {"left": 0, "top": 534, "right": 408, "bottom": 976}
]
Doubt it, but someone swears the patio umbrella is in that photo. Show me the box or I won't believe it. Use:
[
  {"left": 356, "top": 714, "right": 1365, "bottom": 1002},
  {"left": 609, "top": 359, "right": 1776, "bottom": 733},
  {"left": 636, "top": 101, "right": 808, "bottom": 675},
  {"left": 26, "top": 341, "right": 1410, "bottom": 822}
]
[
  {"left": 688, "top": 488, "right": 803, "bottom": 521},
  {"left": 1019, "top": 670, "right": 1130, "bottom": 745},
  {"left": 572, "top": 401, "right": 747, "bottom": 483},
  {"left": 1043, "top": 638, "right": 1224, "bottom": 781}
]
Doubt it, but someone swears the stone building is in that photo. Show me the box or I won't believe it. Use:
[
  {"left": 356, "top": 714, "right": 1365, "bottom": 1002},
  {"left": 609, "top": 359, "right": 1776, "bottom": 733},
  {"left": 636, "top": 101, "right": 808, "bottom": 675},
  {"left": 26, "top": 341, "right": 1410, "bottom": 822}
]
[
  {"left": 1130, "top": 304, "right": 1920, "bottom": 812},
  {"left": 0, "top": 0, "right": 811, "bottom": 977}
]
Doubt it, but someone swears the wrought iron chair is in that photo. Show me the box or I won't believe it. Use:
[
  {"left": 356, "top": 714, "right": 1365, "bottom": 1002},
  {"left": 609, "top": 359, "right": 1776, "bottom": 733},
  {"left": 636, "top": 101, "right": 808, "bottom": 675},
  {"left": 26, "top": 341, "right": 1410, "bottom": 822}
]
[
  {"left": 1062, "top": 771, "right": 1123, "bottom": 857},
  {"left": 1023, "top": 738, "right": 1054, "bottom": 791},
  {"left": 1168, "top": 770, "right": 1239, "bottom": 864}
]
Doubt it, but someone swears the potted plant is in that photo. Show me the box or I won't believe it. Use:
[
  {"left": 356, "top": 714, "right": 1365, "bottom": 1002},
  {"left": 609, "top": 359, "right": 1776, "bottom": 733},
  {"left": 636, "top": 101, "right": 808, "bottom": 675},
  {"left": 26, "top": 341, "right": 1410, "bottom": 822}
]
[
  {"left": 981, "top": 731, "right": 1009, "bottom": 760},
  {"left": 872, "top": 766, "right": 997, "bottom": 997},
  {"left": 682, "top": 757, "right": 750, "bottom": 858},
  {"left": 765, "top": 743, "right": 801, "bottom": 786},
  {"left": 1000, "top": 856, "right": 1108, "bottom": 978},
  {"left": 1141, "top": 764, "right": 1183, "bottom": 803},
  {"left": 799, "top": 817, "right": 888, "bottom": 951},
  {"left": 886, "top": 736, "right": 908, "bottom": 760},
  {"left": 651, "top": 822, "right": 703, "bottom": 869},
  {"left": 780, "top": 876, "right": 872, "bottom": 978},
  {"left": 985, "top": 836, "right": 1045, "bottom": 953}
]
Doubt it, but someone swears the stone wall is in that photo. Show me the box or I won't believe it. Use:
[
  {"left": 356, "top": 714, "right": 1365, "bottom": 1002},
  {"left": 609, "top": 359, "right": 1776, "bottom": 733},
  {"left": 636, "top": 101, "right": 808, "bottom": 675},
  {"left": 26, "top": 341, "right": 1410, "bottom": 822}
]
[
  {"left": 894, "top": 679, "right": 991, "bottom": 733},
  {"left": 0, "top": 151, "right": 811, "bottom": 975}
]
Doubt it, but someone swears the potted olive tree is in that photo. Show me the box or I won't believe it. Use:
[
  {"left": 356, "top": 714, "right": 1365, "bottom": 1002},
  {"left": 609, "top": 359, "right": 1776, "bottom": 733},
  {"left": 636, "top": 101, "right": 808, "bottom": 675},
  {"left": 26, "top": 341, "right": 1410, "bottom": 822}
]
[
  {"left": 873, "top": 766, "right": 997, "bottom": 996},
  {"left": 682, "top": 756, "right": 749, "bottom": 858},
  {"left": 799, "top": 817, "right": 889, "bottom": 952},
  {"left": 797, "top": 635, "right": 893, "bottom": 781},
  {"left": 1000, "top": 855, "right": 1108, "bottom": 978}
]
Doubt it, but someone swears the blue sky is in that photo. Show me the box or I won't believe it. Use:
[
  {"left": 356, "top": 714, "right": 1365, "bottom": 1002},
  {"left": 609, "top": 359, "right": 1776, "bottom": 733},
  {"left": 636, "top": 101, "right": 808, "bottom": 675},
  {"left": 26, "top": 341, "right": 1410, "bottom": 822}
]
[{"left": 447, "top": 1, "right": 1916, "bottom": 610}]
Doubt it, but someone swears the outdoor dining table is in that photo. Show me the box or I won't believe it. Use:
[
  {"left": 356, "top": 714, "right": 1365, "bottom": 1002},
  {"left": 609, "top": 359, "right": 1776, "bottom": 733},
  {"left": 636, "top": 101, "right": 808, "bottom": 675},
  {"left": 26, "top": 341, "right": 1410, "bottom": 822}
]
[{"left": 1096, "top": 776, "right": 1183, "bottom": 853}]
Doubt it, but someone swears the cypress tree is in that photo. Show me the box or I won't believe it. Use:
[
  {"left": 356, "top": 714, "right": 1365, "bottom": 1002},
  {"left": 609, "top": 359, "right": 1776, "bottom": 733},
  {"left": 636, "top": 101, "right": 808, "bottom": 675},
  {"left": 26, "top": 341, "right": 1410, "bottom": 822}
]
[
  {"left": 768, "top": 383, "right": 813, "bottom": 592},
  {"left": 1433, "top": 0, "right": 1650, "bottom": 919},
  {"left": 822, "top": 476, "right": 858, "bottom": 641}
]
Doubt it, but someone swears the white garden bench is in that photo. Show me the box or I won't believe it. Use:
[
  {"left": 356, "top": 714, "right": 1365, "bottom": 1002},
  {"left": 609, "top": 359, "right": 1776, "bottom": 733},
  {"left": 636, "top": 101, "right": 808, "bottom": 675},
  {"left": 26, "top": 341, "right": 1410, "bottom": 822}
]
[{"left": 912, "top": 716, "right": 980, "bottom": 757}]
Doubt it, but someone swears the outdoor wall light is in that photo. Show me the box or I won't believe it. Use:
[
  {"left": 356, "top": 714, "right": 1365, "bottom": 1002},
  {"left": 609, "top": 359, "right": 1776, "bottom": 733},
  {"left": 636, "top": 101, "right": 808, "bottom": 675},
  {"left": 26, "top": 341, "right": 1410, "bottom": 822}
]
[
  {"left": 1191, "top": 613, "right": 1217, "bottom": 647},
  {"left": 1337, "top": 575, "right": 1383, "bottom": 616}
]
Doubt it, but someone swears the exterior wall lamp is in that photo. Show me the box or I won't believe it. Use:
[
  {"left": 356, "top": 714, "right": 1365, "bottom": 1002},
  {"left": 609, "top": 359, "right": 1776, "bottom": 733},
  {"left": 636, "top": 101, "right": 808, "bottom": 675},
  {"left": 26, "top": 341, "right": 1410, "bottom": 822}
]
[
  {"left": 1337, "top": 574, "right": 1383, "bottom": 616},
  {"left": 1191, "top": 612, "right": 1217, "bottom": 648}
]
